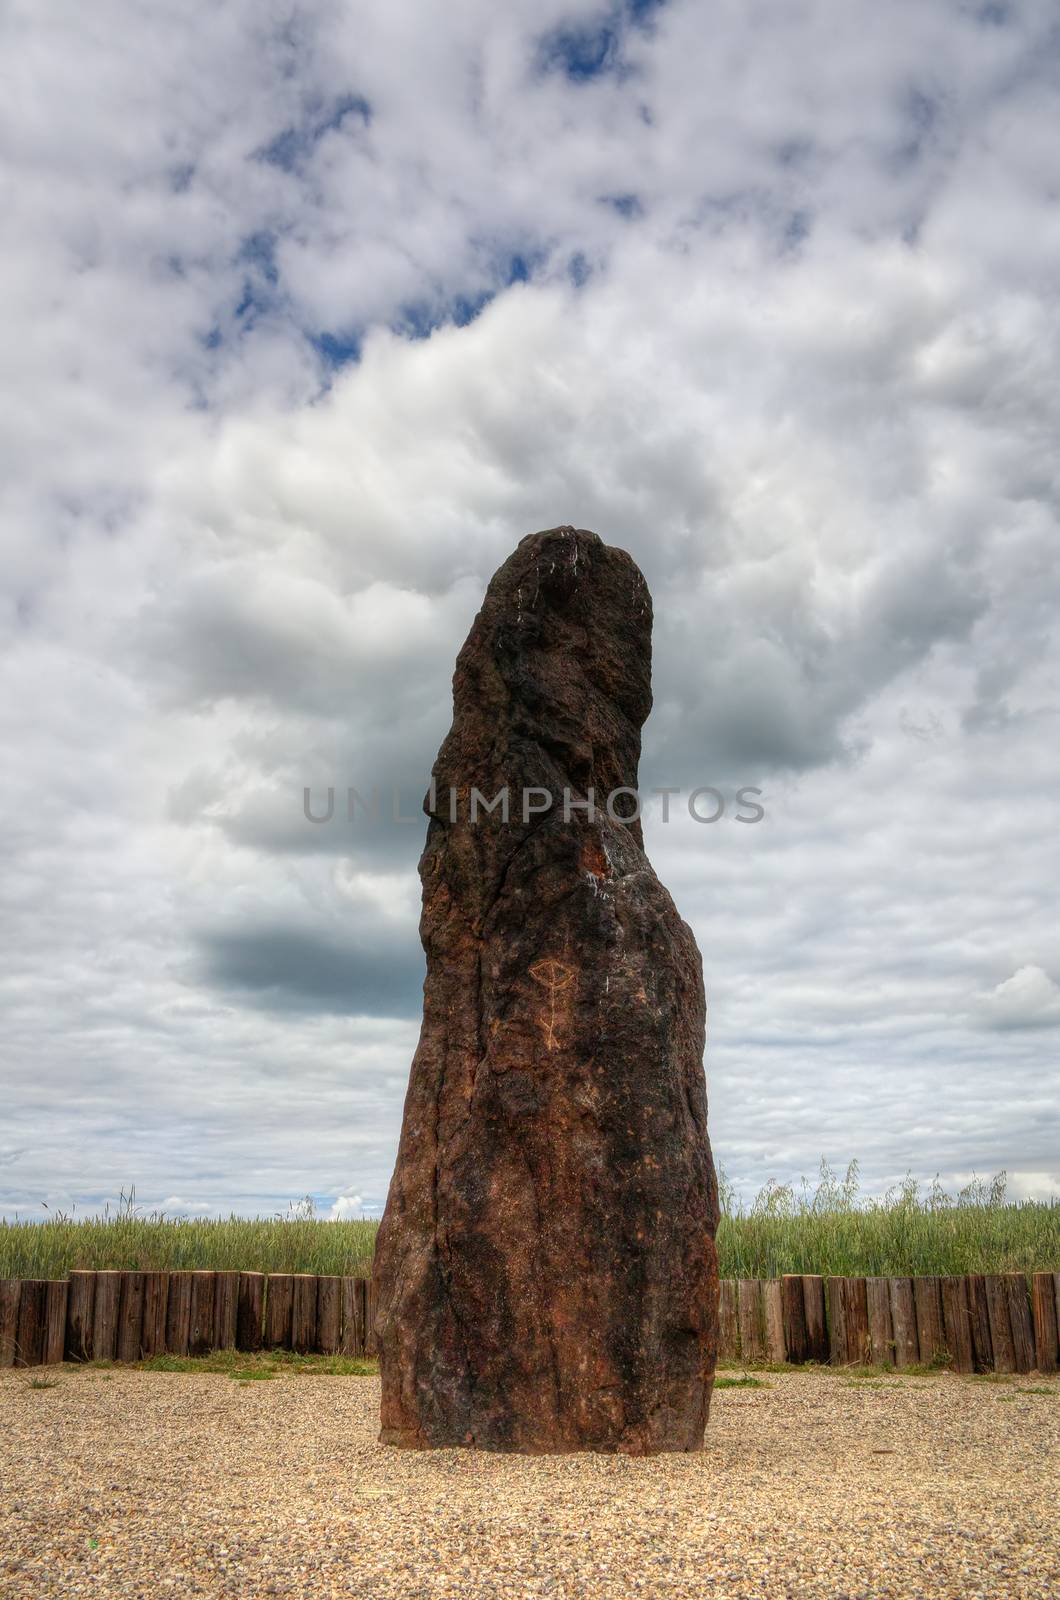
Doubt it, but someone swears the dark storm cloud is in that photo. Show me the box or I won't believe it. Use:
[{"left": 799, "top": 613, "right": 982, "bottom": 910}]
[{"left": 196, "top": 924, "right": 424, "bottom": 1018}]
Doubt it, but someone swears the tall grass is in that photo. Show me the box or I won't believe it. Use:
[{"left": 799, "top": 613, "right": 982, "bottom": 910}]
[
  {"left": 0, "top": 1165, "right": 1056, "bottom": 1279},
  {"left": 715, "top": 1162, "right": 1059, "bottom": 1278},
  {"left": 0, "top": 1194, "right": 376, "bottom": 1280}
]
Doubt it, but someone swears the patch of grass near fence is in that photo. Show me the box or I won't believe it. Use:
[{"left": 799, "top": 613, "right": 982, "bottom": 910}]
[
  {"left": 1, "top": 1163, "right": 1056, "bottom": 1278},
  {"left": 132, "top": 1350, "right": 377, "bottom": 1380}
]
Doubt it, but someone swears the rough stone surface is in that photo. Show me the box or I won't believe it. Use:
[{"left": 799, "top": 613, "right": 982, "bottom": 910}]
[{"left": 373, "top": 526, "right": 719, "bottom": 1454}]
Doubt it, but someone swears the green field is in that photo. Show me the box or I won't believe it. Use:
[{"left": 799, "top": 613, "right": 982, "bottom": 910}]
[{"left": 1, "top": 1164, "right": 1056, "bottom": 1280}]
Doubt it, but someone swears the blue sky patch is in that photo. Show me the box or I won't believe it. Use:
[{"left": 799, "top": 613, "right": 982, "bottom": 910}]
[
  {"left": 601, "top": 192, "right": 642, "bottom": 218},
  {"left": 893, "top": 86, "right": 941, "bottom": 168},
  {"left": 784, "top": 209, "right": 812, "bottom": 247},
  {"left": 256, "top": 92, "right": 371, "bottom": 172},
  {"left": 537, "top": 17, "right": 619, "bottom": 82},
  {"left": 310, "top": 330, "right": 362, "bottom": 369},
  {"left": 169, "top": 162, "right": 195, "bottom": 194},
  {"left": 537, "top": 1, "right": 668, "bottom": 82},
  {"left": 975, "top": 2, "right": 1010, "bottom": 24},
  {"left": 232, "top": 232, "right": 281, "bottom": 325},
  {"left": 393, "top": 256, "right": 540, "bottom": 344},
  {"left": 627, "top": 0, "right": 668, "bottom": 21}
]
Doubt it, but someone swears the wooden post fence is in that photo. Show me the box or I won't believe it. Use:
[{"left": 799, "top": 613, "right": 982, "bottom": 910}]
[
  {"left": 116, "top": 1272, "right": 144, "bottom": 1364},
  {"left": 762, "top": 1280, "right": 786, "bottom": 1363},
  {"left": 340, "top": 1276, "right": 366, "bottom": 1357},
  {"left": 44, "top": 1280, "right": 68, "bottom": 1366},
  {"left": 65, "top": 1271, "right": 95, "bottom": 1361},
  {"left": 317, "top": 1275, "right": 341, "bottom": 1354},
  {"left": 92, "top": 1271, "right": 121, "bottom": 1363},
  {"left": 15, "top": 1279, "right": 46, "bottom": 1368},
  {"left": 142, "top": 1272, "right": 168, "bottom": 1357},
  {"left": 718, "top": 1279, "right": 739, "bottom": 1360},
  {"left": 781, "top": 1275, "right": 808, "bottom": 1363},
  {"left": 237, "top": 1273, "right": 264, "bottom": 1352},
  {"left": 1031, "top": 1272, "right": 1058, "bottom": 1373},
  {"left": 985, "top": 1274, "right": 1015, "bottom": 1373},
  {"left": 913, "top": 1275, "right": 946, "bottom": 1367},
  {"left": 803, "top": 1275, "right": 828, "bottom": 1363},
  {"left": 1, "top": 1270, "right": 1058, "bottom": 1374},
  {"left": 188, "top": 1272, "right": 215, "bottom": 1357},
  {"left": 737, "top": 1279, "right": 765, "bottom": 1363},
  {"left": 865, "top": 1277, "right": 894, "bottom": 1367},
  {"left": 828, "top": 1276, "right": 847, "bottom": 1365},
  {"left": 214, "top": 1272, "right": 238, "bottom": 1351},
  {"left": 264, "top": 1273, "right": 293, "bottom": 1349},
  {"left": 165, "top": 1272, "right": 192, "bottom": 1356},
  {"left": 967, "top": 1274, "right": 993, "bottom": 1372}
]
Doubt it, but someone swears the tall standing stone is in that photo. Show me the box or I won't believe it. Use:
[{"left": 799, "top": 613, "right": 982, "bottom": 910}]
[{"left": 373, "top": 525, "right": 719, "bottom": 1453}]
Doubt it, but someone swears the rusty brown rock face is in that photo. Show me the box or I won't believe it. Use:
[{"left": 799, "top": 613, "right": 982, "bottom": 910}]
[{"left": 373, "top": 526, "right": 719, "bottom": 1453}]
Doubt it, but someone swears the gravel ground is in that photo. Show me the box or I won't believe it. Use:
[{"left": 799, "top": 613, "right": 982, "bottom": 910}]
[{"left": 1, "top": 1366, "right": 1057, "bottom": 1600}]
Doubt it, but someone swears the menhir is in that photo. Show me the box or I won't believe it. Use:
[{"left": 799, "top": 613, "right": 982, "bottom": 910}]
[{"left": 373, "top": 525, "right": 719, "bottom": 1453}]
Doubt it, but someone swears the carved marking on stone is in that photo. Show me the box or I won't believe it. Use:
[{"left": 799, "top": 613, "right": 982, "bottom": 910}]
[{"left": 529, "top": 959, "right": 575, "bottom": 1051}]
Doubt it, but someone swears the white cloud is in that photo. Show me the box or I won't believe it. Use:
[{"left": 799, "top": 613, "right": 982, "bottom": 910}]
[
  {"left": 979, "top": 965, "right": 1060, "bottom": 1031},
  {"left": 328, "top": 1190, "right": 366, "bottom": 1220},
  {"left": 157, "top": 1197, "right": 216, "bottom": 1217},
  {"left": 1007, "top": 1171, "right": 1060, "bottom": 1203}
]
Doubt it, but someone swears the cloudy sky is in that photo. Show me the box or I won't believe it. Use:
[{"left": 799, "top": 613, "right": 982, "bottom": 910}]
[{"left": 2, "top": 0, "right": 1058, "bottom": 1222}]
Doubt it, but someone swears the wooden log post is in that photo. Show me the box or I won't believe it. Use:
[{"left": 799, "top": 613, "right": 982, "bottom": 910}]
[
  {"left": 1004, "top": 1274, "right": 1035, "bottom": 1374},
  {"left": 941, "top": 1276, "right": 974, "bottom": 1373},
  {"left": 165, "top": 1273, "right": 193, "bottom": 1356},
  {"left": 718, "top": 1280, "right": 739, "bottom": 1361},
  {"left": 365, "top": 1274, "right": 378, "bottom": 1356},
  {"left": 802, "top": 1276, "right": 828, "bottom": 1363},
  {"left": 214, "top": 1272, "right": 238, "bottom": 1351},
  {"left": 865, "top": 1277, "right": 894, "bottom": 1367},
  {"left": 984, "top": 1273, "right": 1015, "bottom": 1373},
  {"left": 763, "top": 1280, "right": 786, "bottom": 1364},
  {"left": 15, "top": 1279, "right": 47, "bottom": 1367},
  {"left": 141, "top": 1273, "right": 169, "bottom": 1358},
  {"left": 116, "top": 1272, "right": 145, "bottom": 1364},
  {"left": 340, "top": 1277, "right": 365, "bottom": 1358},
  {"left": 237, "top": 1273, "right": 265, "bottom": 1352},
  {"left": 264, "top": 1274, "right": 294, "bottom": 1349},
  {"left": 844, "top": 1278, "right": 870, "bottom": 1365},
  {"left": 888, "top": 1278, "right": 919, "bottom": 1368},
  {"left": 317, "top": 1275, "right": 341, "bottom": 1354},
  {"left": 65, "top": 1271, "right": 96, "bottom": 1362},
  {"left": 967, "top": 1273, "right": 993, "bottom": 1372},
  {"left": 44, "top": 1280, "right": 69, "bottom": 1366},
  {"left": 1031, "top": 1272, "right": 1058, "bottom": 1373},
  {"left": 827, "top": 1278, "right": 848, "bottom": 1366},
  {"left": 188, "top": 1272, "right": 216, "bottom": 1357},
  {"left": 0, "top": 1279, "right": 22, "bottom": 1367},
  {"left": 291, "top": 1274, "right": 318, "bottom": 1354},
  {"left": 913, "top": 1276, "right": 946, "bottom": 1367},
  {"left": 91, "top": 1270, "right": 122, "bottom": 1362},
  {"left": 781, "top": 1275, "right": 808, "bottom": 1364},
  {"left": 737, "top": 1279, "right": 765, "bottom": 1364}
]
